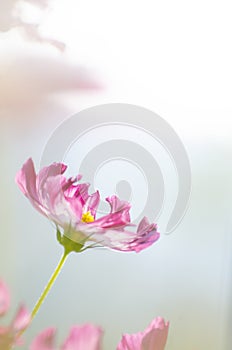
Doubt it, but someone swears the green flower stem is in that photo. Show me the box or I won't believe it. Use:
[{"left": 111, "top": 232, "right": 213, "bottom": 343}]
[{"left": 31, "top": 250, "right": 69, "bottom": 320}]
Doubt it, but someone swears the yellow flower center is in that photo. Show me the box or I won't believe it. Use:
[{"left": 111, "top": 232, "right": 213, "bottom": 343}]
[{"left": 81, "top": 211, "right": 95, "bottom": 223}]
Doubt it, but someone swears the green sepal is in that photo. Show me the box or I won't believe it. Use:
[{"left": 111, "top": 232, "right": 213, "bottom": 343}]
[{"left": 56, "top": 227, "right": 84, "bottom": 254}]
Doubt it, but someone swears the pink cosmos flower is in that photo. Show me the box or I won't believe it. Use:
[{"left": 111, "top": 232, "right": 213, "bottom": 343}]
[
  {"left": 30, "top": 324, "right": 103, "bottom": 350},
  {"left": 0, "top": 280, "right": 31, "bottom": 349},
  {"left": 30, "top": 317, "right": 169, "bottom": 350},
  {"left": 117, "top": 317, "right": 169, "bottom": 350},
  {"left": 16, "top": 158, "right": 160, "bottom": 253}
]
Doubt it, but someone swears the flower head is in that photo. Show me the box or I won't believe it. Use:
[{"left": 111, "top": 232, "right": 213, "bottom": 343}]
[
  {"left": 117, "top": 317, "right": 169, "bottom": 350},
  {"left": 0, "top": 280, "right": 31, "bottom": 349},
  {"left": 16, "top": 158, "right": 160, "bottom": 254}
]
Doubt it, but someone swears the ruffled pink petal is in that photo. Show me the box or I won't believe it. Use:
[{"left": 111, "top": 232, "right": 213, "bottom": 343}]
[
  {"left": 39, "top": 175, "right": 70, "bottom": 211},
  {"left": 106, "top": 195, "right": 131, "bottom": 214},
  {"left": 90, "top": 211, "right": 130, "bottom": 229},
  {"left": 117, "top": 318, "right": 169, "bottom": 350},
  {"left": 89, "top": 196, "right": 131, "bottom": 229},
  {"left": 61, "top": 324, "right": 103, "bottom": 350},
  {"left": 130, "top": 217, "right": 160, "bottom": 253},
  {"left": 15, "top": 158, "right": 37, "bottom": 198},
  {"left": 77, "top": 216, "right": 159, "bottom": 253},
  {"left": 117, "top": 332, "right": 143, "bottom": 350},
  {"left": 15, "top": 158, "right": 44, "bottom": 215},
  {"left": 64, "top": 182, "right": 89, "bottom": 204},
  {"left": 84, "top": 191, "right": 100, "bottom": 217},
  {"left": 30, "top": 328, "right": 56, "bottom": 350},
  {"left": 16, "top": 159, "right": 72, "bottom": 221},
  {"left": 64, "top": 183, "right": 91, "bottom": 219},
  {"left": 141, "top": 317, "right": 169, "bottom": 350},
  {"left": 37, "top": 163, "right": 67, "bottom": 192},
  {"left": 12, "top": 305, "right": 31, "bottom": 332},
  {"left": 35, "top": 175, "right": 80, "bottom": 226},
  {"left": 0, "top": 280, "right": 10, "bottom": 316}
]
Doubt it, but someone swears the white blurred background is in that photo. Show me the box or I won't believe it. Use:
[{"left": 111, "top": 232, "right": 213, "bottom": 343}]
[{"left": 0, "top": 0, "right": 232, "bottom": 349}]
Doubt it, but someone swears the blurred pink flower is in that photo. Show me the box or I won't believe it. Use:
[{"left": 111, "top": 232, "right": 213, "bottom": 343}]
[
  {"left": 0, "top": 280, "right": 31, "bottom": 349},
  {"left": 117, "top": 317, "right": 169, "bottom": 350},
  {"left": 30, "top": 318, "right": 169, "bottom": 350},
  {"left": 0, "top": 281, "right": 10, "bottom": 316},
  {"left": 30, "top": 324, "right": 103, "bottom": 350},
  {"left": 16, "top": 158, "right": 160, "bottom": 253},
  {"left": 0, "top": 48, "right": 100, "bottom": 115},
  {"left": 0, "top": 0, "right": 101, "bottom": 118}
]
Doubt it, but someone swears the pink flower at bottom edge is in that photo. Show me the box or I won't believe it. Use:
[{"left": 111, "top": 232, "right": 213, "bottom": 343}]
[
  {"left": 0, "top": 280, "right": 31, "bottom": 350},
  {"left": 0, "top": 305, "right": 31, "bottom": 350},
  {"left": 30, "top": 318, "right": 169, "bottom": 350},
  {"left": 117, "top": 317, "right": 169, "bottom": 350},
  {"left": 0, "top": 281, "right": 10, "bottom": 316},
  {"left": 30, "top": 324, "right": 103, "bottom": 350}
]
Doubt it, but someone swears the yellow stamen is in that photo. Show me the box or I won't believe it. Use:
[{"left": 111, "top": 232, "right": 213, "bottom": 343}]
[{"left": 81, "top": 211, "right": 95, "bottom": 223}]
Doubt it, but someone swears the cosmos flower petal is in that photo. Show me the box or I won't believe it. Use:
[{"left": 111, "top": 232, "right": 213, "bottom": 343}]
[
  {"left": 30, "top": 328, "right": 56, "bottom": 350},
  {"left": 88, "top": 195, "right": 131, "bottom": 229},
  {"left": 117, "top": 332, "right": 143, "bottom": 350},
  {"left": 90, "top": 211, "right": 130, "bottom": 229},
  {"left": 65, "top": 183, "right": 93, "bottom": 220},
  {"left": 106, "top": 195, "right": 131, "bottom": 214},
  {"left": 132, "top": 217, "right": 160, "bottom": 253},
  {"left": 0, "top": 281, "right": 30, "bottom": 349},
  {"left": 137, "top": 217, "right": 155, "bottom": 233},
  {"left": 141, "top": 318, "right": 169, "bottom": 350},
  {"left": 106, "top": 195, "right": 131, "bottom": 224},
  {"left": 76, "top": 216, "right": 159, "bottom": 252},
  {"left": 37, "top": 163, "right": 67, "bottom": 192},
  {"left": 0, "top": 307, "right": 30, "bottom": 348},
  {"left": 88, "top": 229, "right": 156, "bottom": 252},
  {"left": 15, "top": 158, "right": 43, "bottom": 213},
  {"left": 15, "top": 158, "right": 36, "bottom": 197},
  {"left": 0, "top": 280, "right": 10, "bottom": 316},
  {"left": 61, "top": 324, "right": 103, "bottom": 350},
  {"left": 84, "top": 190, "right": 100, "bottom": 217},
  {"left": 65, "top": 183, "right": 90, "bottom": 204},
  {"left": 12, "top": 305, "right": 31, "bottom": 332},
  {"left": 39, "top": 175, "right": 70, "bottom": 214},
  {"left": 117, "top": 317, "right": 169, "bottom": 350}
]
